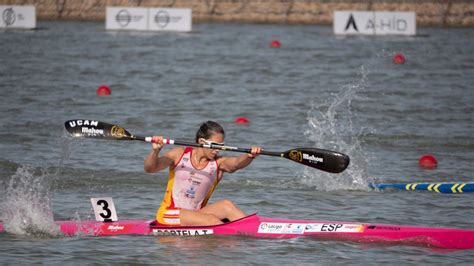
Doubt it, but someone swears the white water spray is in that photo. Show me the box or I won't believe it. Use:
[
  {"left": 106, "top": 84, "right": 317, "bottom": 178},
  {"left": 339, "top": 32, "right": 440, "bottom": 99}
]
[
  {"left": 2, "top": 165, "right": 60, "bottom": 236},
  {"left": 1, "top": 133, "right": 73, "bottom": 236},
  {"left": 302, "top": 58, "right": 386, "bottom": 190}
]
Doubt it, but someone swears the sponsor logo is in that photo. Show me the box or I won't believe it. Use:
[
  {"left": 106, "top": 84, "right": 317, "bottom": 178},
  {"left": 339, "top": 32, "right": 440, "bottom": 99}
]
[
  {"left": 305, "top": 223, "right": 365, "bottom": 233},
  {"left": 345, "top": 14, "right": 358, "bottom": 31},
  {"left": 2, "top": 8, "right": 15, "bottom": 26},
  {"left": 82, "top": 127, "right": 104, "bottom": 136},
  {"left": 305, "top": 224, "right": 316, "bottom": 231},
  {"left": 154, "top": 10, "right": 170, "bottom": 28},
  {"left": 288, "top": 150, "right": 302, "bottom": 162},
  {"left": 303, "top": 153, "right": 323, "bottom": 163},
  {"left": 258, "top": 223, "right": 305, "bottom": 234},
  {"left": 185, "top": 186, "right": 196, "bottom": 199},
  {"left": 258, "top": 223, "right": 283, "bottom": 233},
  {"left": 367, "top": 225, "right": 400, "bottom": 231},
  {"left": 68, "top": 120, "right": 99, "bottom": 128},
  {"left": 152, "top": 229, "right": 213, "bottom": 236},
  {"left": 110, "top": 125, "right": 126, "bottom": 138},
  {"left": 343, "top": 225, "right": 363, "bottom": 230},
  {"left": 364, "top": 16, "right": 409, "bottom": 32},
  {"left": 267, "top": 224, "right": 283, "bottom": 231},
  {"left": 153, "top": 10, "right": 183, "bottom": 29},
  {"left": 116, "top": 9, "right": 131, "bottom": 27},
  {"left": 107, "top": 225, "right": 125, "bottom": 231},
  {"left": 288, "top": 224, "right": 305, "bottom": 234},
  {"left": 341, "top": 12, "right": 414, "bottom": 34},
  {"left": 189, "top": 175, "right": 203, "bottom": 182}
]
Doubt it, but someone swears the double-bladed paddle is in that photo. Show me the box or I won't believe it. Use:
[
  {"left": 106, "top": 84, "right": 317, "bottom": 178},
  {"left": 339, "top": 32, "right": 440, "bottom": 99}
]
[{"left": 64, "top": 119, "right": 350, "bottom": 173}]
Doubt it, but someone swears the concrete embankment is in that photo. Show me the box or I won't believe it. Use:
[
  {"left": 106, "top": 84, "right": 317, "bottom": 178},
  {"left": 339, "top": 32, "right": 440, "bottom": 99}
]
[{"left": 1, "top": 0, "right": 473, "bottom": 27}]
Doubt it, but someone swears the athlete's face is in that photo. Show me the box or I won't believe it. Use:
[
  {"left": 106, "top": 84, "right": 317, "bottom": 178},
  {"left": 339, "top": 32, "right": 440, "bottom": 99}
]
[{"left": 199, "top": 133, "right": 224, "bottom": 159}]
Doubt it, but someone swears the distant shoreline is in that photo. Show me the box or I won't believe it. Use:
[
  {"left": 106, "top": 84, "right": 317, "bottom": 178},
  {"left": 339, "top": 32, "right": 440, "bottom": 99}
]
[{"left": 2, "top": 0, "right": 473, "bottom": 27}]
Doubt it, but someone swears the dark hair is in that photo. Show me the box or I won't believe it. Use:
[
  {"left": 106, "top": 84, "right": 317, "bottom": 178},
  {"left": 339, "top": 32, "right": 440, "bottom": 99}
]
[{"left": 195, "top": 121, "right": 225, "bottom": 143}]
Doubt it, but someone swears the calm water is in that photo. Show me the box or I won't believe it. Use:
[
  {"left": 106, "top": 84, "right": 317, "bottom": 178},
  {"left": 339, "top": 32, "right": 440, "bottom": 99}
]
[{"left": 0, "top": 21, "right": 473, "bottom": 264}]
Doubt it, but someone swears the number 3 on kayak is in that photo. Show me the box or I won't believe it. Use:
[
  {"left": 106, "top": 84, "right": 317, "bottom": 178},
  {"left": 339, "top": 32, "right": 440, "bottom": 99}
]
[{"left": 91, "top": 197, "right": 118, "bottom": 222}]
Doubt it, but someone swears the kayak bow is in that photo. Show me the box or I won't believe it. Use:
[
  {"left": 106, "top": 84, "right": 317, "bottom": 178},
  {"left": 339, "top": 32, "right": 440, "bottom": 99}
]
[{"left": 1, "top": 214, "right": 473, "bottom": 249}]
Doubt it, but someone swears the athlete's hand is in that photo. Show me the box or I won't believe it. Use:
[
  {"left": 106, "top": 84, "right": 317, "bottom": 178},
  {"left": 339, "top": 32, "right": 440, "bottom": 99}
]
[
  {"left": 151, "top": 136, "right": 165, "bottom": 151},
  {"left": 248, "top": 146, "right": 261, "bottom": 159}
]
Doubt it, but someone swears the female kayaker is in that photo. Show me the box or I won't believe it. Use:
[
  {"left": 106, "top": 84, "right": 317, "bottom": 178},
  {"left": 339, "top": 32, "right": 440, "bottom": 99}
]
[{"left": 144, "top": 121, "right": 261, "bottom": 226}]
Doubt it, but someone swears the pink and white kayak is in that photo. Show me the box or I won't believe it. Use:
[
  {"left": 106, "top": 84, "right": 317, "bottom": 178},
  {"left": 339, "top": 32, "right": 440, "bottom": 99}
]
[{"left": 1, "top": 214, "right": 473, "bottom": 249}]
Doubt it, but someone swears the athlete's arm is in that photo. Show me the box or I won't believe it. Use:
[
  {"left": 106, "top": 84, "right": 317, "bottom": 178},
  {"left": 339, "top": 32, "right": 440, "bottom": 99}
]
[
  {"left": 218, "top": 146, "right": 261, "bottom": 173},
  {"left": 144, "top": 136, "right": 182, "bottom": 173}
]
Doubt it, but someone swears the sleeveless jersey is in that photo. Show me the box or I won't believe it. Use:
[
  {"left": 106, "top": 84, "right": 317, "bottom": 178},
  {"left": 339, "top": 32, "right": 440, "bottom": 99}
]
[{"left": 156, "top": 147, "right": 221, "bottom": 224}]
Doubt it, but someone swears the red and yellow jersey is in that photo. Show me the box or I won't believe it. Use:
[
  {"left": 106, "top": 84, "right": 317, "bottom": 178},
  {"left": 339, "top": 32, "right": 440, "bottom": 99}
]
[{"left": 156, "top": 147, "right": 221, "bottom": 225}]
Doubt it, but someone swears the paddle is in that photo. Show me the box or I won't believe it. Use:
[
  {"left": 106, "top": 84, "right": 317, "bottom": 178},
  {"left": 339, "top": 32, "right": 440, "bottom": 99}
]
[{"left": 64, "top": 119, "right": 350, "bottom": 173}]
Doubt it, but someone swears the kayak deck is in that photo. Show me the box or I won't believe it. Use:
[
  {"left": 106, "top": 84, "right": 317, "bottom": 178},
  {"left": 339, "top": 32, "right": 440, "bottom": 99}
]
[{"left": 1, "top": 214, "right": 473, "bottom": 249}]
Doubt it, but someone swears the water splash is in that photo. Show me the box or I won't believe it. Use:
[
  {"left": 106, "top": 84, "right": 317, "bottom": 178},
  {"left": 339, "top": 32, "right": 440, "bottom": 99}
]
[
  {"left": 1, "top": 165, "right": 60, "bottom": 236},
  {"left": 302, "top": 56, "right": 388, "bottom": 191},
  {"left": 0, "top": 132, "right": 74, "bottom": 237}
]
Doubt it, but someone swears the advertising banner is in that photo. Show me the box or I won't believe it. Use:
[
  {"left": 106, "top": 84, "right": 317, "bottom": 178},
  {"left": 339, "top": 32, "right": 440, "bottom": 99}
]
[
  {"left": 0, "top": 5, "right": 36, "bottom": 29},
  {"left": 106, "top": 7, "right": 148, "bottom": 31},
  {"left": 334, "top": 11, "right": 416, "bottom": 36},
  {"left": 106, "top": 7, "right": 192, "bottom": 32},
  {"left": 148, "top": 8, "right": 191, "bottom": 32}
]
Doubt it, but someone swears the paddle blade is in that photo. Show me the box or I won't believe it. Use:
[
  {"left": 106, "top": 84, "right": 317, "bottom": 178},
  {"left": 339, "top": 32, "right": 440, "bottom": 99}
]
[
  {"left": 64, "top": 119, "right": 133, "bottom": 140},
  {"left": 282, "top": 148, "right": 350, "bottom": 173}
]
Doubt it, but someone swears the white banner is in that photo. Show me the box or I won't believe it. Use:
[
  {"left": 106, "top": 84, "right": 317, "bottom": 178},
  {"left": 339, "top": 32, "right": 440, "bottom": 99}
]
[
  {"left": 106, "top": 7, "right": 192, "bottom": 32},
  {"left": 334, "top": 11, "right": 416, "bottom": 36},
  {"left": 0, "top": 5, "right": 36, "bottom": 29},
  {"left": 106, "top": 7, "right": 148, "bottom": 31},
  {"left": 148, "top": 8, "right": 192, "bottom": 32}
]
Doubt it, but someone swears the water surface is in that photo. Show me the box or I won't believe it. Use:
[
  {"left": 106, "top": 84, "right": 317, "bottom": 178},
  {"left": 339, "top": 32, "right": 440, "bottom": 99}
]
[{"left": 0, "top": 21, "right": 473, "bottom": 264}]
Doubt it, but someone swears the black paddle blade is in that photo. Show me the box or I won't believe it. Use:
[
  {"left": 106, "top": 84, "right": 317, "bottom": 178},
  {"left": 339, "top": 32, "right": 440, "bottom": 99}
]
[
  {"left": 64, "top": 119, "right": 133, "bottom": 140},
  {"left": 283, "top": 148, "right": 350, "bottom": 173}
]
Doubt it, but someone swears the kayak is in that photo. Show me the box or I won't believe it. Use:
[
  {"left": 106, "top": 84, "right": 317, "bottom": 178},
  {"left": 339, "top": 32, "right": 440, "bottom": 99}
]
[
  {"left": 2, "top": 214, "right": 473, "bottom": 249},
  {"left": 369, "top": 182, "right": 474, "bottom": 194}
]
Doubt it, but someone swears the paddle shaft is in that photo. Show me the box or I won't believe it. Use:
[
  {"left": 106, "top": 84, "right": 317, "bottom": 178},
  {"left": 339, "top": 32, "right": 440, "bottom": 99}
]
[{"left": 133, "top": 135, "right": 282, "bottom": 157}]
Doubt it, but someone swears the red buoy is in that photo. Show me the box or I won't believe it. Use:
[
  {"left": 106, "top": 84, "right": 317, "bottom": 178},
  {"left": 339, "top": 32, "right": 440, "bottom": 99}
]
[
  {"left": 96, "top": 85, "right": 111, "bottom": 96},
  {"left": 418, "top": 154, "right": 437, "bottom": 169},
  {"left": 393, "top": 53, "right": 406, "bottom": 65},
  {"left": 270, "top": 40, "right": 281, "bottom": 48},
  {"left": 234, "top": 117, "right": 249, "bottom": 125}
]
